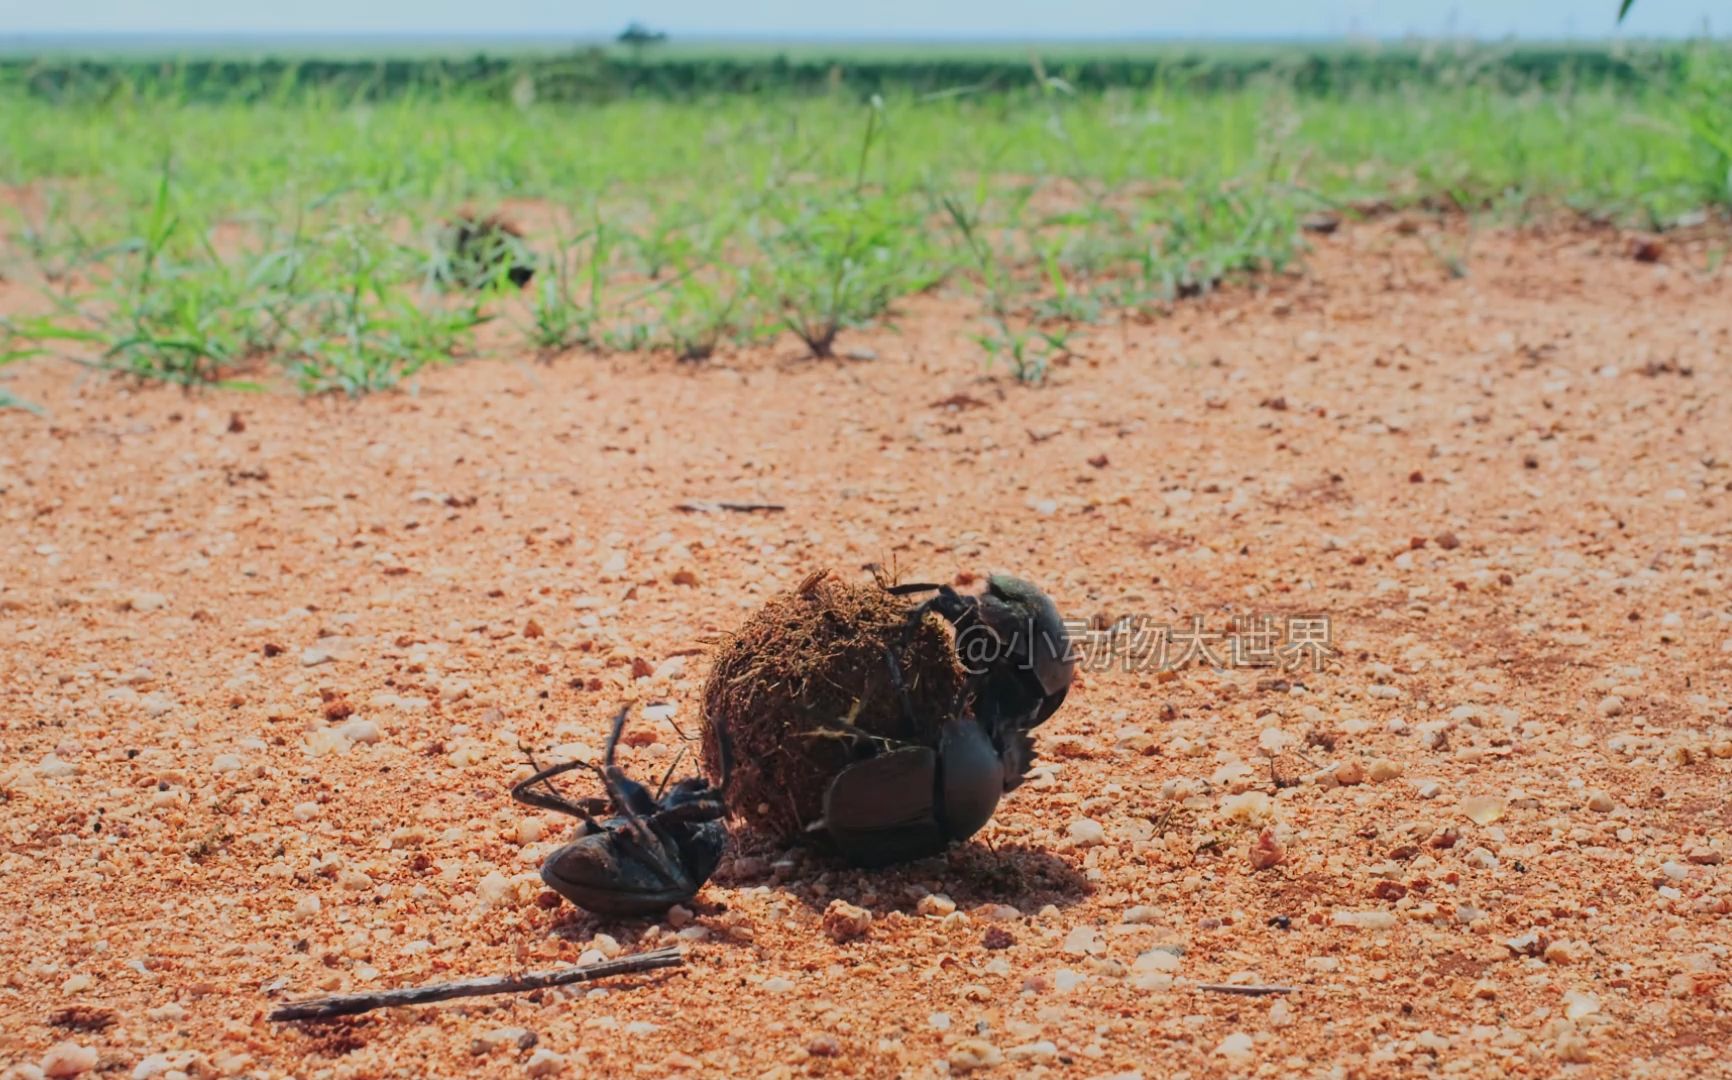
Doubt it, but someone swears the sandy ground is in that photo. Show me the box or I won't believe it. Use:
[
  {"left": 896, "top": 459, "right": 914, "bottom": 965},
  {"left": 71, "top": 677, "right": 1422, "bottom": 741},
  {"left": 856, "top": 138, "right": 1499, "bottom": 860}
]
[{"left": 2, "top": 218, "right": 1730, "bottom": 1079}]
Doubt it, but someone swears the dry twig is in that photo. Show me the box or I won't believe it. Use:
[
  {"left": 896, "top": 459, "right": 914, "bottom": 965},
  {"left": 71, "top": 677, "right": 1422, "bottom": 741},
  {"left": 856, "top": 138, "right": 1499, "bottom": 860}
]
[{"left": 268, "top": 947, "right": 685, "bottom": 1021}]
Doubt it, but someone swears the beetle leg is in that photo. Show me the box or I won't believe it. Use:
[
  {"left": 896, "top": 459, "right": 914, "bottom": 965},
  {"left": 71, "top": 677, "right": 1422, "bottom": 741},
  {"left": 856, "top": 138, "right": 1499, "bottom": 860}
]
[
  {"left": 511, "top": 757, "right": 610, "bottom": 824},
  {"left": 650, "top": 748, "right": 688, "bottom": 801}
]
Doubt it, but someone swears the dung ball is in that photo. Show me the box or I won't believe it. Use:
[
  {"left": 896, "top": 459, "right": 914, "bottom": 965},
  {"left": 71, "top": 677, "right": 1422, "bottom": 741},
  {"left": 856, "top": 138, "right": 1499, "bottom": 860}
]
[{"left": 700, "top": 570, "right": 964, "bottom": 841}]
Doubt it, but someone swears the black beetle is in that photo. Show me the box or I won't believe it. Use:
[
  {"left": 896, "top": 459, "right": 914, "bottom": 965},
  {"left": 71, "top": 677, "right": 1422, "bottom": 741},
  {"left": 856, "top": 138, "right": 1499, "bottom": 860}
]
[
  {"left": 511, "top": 705, "right": 726, "bottom": 916},
  {"left": 891, "top": 573, "right": 1076, "bottom": 790},
  {"left": 812, "top": 572, "right": 1076, "bottom": 869},
  {"left": 813, "top": 651, "right": 1007, "bottom": 868}
]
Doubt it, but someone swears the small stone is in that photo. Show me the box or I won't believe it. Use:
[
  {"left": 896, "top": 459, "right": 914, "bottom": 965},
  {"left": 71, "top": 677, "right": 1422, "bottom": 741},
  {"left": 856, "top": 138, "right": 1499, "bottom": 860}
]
[
  {"left": 1216, "top": 1032, "right": 1256, "bottom": 1061},
  {"left": 1564, "top": 990, "right": 1601, "bottom": 1020},
  {"left": 40, "top": 1043, "right": 98, "bottom": 1078},
  {"left": 1555, "top": 1031, "right": 1593, "bottom": 1063},
  {"left": 515, "top": 817, "right": 545, "bottom": 845},
  {"left": 1332, "top": 910, "right": 1397, "bottom": 930},
  {"left": 35, "top": 754, "right": 77, "bottom": 779},
  {"left": 1686, "top": 847, "right": 1723, "bottom": 866},
  {"left": 1333, "top": 759, "right": 1366, "bottom": 786},
  {"left": 1460, "top": 795, "right": 1507, "bottom": 825},
  {"left": 1122, "top": 905, "right": 1162, "bottom": 924},
  {"left": 665, "top": 904, "right": 694, "bottom": 929},
  {"left": 916, "top": 893, "right": 957, "bottom": 918},
  {"left": 1134, "top": 949, "right": 1180, "bottom": 973},
  {"left": 1007, "top": 1041, "right": 1058, "bottom": 1062},
  {"left": 210, "top": 754, "right": 243, "bottom": 774},
  {"left": 982, "top": 927, "right": 1014, "bottom": 950},
  {"left": 132, "top": 1054, "right": 173, "bottom": 1080},
  {"left": 1249, "top": 828, "right": 1286, "bottom": 871},
  {"left": 762, "top": 977, "right": 795, "bottom": 993},
  {"left": 1597, "top": 695, "right": 1625, "bottom": 718},
  {"left": 1063, "top": 925, "right": 1105, "bottom": 956},
  {"left": 477, "top": 871, "right": 513, "bottom": 908},
  {"left": 1544, "top": 939, "right": 1591, "bottom": 965},
  {"left": 1068, "top": 818, "right": 1106, "bottom": 847},
  {"left": 473, "top": 1028, "right": 533, "bottom": 1052},
  {"left": 822, "top": 900, "right": 872, "bottom": 943},
  {"left": 948, "top": 1039, "right": 1003, "bottom": 1072},
  {"left": 126, "top": 591, "right": 168, "bottom": 613},
  {"left": 339, "top": 719, "right": 381, "bottom": 745},
  {"left": 805, "top": 1034, "right": 841, "bottom": 1058},
  {"left": 1367, "top": 758, "right": 1403, "bottom": 782},
  {"left": 929, "top": 1012, "right": 952, "bottom": 1031},
  {"left": 524, "top": 1048, "right": 566, "bottom": 1076},
  {"left": 1464, "top": 846, "right": 1500, "bottom": 871},
  {"left": 1585, "top": 790, "right": 1616, "bottom": 813}
]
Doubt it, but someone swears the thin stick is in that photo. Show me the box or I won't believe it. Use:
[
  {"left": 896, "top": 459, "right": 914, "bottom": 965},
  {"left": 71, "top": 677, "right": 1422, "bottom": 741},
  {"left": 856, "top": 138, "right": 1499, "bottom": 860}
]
[
  {"left": 1194, "top": 982, "right": 1299, "bottom": 997},
  {"left": 268, "top": 947, "right": 685, "bottom": 1022},
  {"left": 675, "top": 500, "right": 785, "bottom": 514}
]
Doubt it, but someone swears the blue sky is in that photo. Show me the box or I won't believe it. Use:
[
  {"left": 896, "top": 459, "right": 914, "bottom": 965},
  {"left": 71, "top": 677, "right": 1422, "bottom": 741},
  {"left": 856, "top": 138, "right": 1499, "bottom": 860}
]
[{"left": 0, "top": 1, "right": 1716, "bottom": 39}]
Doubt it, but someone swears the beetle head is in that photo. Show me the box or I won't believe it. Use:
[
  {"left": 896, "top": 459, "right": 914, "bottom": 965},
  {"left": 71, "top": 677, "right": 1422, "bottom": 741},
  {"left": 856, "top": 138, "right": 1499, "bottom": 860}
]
[{"left": 982, "top": 573, "right": 1076, "bottom": 703}]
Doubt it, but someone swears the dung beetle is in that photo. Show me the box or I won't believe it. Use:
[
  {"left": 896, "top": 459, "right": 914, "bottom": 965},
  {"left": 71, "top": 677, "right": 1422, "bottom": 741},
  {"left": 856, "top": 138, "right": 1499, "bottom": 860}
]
[
  {"left": 511, "top": 705, "right": 727, "bottom": 917},
  {"left": 812, "top": 575, "right": 1077, "bottom": 868},
  {"left": 810, "top": 651, "right": 1007, "bottom": 868},
  {"left": 891, "top": 573, "right": 1076, "bottom": 790}
]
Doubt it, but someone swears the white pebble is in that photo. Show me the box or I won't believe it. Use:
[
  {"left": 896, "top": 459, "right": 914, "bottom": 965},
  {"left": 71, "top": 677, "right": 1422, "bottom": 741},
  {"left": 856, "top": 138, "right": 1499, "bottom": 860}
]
[
  {"left": 524, "top": 1048, "right": 566, "bottom": 1077},
  {"left": 1216, "top": 1032, "right": 1256, "bottom": 1061},
  {"left": 1332, "top": 910, "right": 1397, "bottom": 930},
  {"left": 1068, "top": 818, "right": 1107, "bottom": 847},
  {"left": 210, "top": 754, "right": 243, "bottom": 774},
  {"left": 41, "top": 1042, "right": 98, "bottom": 1078},
  {"left": 1063, "top": 925, "right": 1104, "bottom": 956},
  {"left": 338, "top": 719, "right": 381, "bottom": 745},
  {"left": 1008, "top": 1040, "right": 1058, "bottom": 1062}
]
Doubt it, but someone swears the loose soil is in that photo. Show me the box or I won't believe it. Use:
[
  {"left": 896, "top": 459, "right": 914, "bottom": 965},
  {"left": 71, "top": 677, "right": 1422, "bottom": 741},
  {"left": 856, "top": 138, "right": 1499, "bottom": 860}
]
[{"left": 2, "top": 218, "right": 1729, "bottom": 1079}]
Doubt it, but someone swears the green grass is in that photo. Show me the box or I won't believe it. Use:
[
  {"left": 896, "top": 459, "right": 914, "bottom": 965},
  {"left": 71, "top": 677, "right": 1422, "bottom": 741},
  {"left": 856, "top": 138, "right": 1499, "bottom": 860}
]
[{"left": 0, "top": 43, "right": 1727, "bottom": 393}]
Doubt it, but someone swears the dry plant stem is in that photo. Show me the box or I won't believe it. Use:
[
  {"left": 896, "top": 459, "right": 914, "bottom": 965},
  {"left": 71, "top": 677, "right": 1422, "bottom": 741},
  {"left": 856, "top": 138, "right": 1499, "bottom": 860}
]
[
  {"left": 268, "top": 947, "right": 685, "bottom": 1021},
  {"left": 1194, "top": 983, "right": 1300, "bottom": 997},
  {"left": 675, "top": 500, "right": 787, "bottom": 514}
]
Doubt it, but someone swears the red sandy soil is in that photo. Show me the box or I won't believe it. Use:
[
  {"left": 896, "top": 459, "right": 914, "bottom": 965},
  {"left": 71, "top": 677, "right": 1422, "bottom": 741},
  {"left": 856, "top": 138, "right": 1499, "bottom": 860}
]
[{"left": 2, "top": 218, "right": 1730, "bottom": 1079}]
